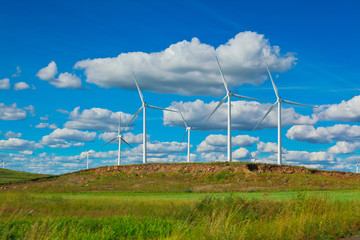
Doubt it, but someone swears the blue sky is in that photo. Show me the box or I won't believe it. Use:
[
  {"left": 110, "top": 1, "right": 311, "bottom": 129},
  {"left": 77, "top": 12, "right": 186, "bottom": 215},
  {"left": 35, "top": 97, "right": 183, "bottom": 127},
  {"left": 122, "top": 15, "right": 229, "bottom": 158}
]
[{"left": 1, "top": 0, "right": 360, "bottom": 174}]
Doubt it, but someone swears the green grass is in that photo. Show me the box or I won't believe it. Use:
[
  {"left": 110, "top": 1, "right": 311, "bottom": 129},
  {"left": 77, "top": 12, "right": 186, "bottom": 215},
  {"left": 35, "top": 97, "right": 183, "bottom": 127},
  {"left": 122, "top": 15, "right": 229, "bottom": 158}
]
[
  {"left": 1, "top": 191, "right": 360, "bottom": 239},
  {"left": 0, "top": 168, "right": 52, "bottom": 184}
]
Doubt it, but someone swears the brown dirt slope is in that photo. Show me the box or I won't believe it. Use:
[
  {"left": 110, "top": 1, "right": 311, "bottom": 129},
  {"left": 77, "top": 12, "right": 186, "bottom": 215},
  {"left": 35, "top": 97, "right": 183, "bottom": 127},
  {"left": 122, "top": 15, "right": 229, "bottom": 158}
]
[{"left": 1, "top": 162, "right": 359, "bottom": 192}]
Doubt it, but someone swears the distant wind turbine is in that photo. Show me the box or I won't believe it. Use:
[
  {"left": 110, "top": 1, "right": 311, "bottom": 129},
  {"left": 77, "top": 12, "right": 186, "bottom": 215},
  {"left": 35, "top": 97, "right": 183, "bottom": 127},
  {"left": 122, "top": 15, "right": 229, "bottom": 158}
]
[
  {"left": 83, "top": 145, "right": 91, "bottom": 169},
  {"left": 102, "top": 114, "right": 133, "bottom": 165},
  {"left": 205, "top": 57, "right": 266, "bottom": 162},
  {"left": 253, "top": 63, "right": 315, "bottom": 165},
  {"left": 178, "top": 110, "right": 199, "bottom": 163},
  {"left": 356, "top": 161, "right": 359, "bottom": 174},
  {"left": 123, "top": 73, "right": 178, "bottom": 163},
  {"left": 249, "top": 152, "right": 257, "bottom": 163},
  {"left": 0, "top": 159, "right": 9, "bottom": 169}
]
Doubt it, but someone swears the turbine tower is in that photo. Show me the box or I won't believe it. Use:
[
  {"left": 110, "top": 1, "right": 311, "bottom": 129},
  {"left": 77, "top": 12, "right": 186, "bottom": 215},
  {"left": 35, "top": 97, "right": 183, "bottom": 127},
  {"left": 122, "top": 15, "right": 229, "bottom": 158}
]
[
  {"left": 205, "top": 57, "right": 266, "bottom": 162},
  {"left": 178, "top": 110, "right": 198, "bottom": 163},
  {"left": 102, "top": 114, "right": 133, "bottom": 165},
  {"left": 253, "top": 63, "right": 315, "bottom": 165},
  {"left": 356, "top": 161, "right": 359, "bottom": 174},
  {"left": 0, "top": 159, "right": 9, "bottom": 169},
  {"left": 83, "top": 145, "right": 91, "bottom": 169},
  {"left": 124, "top": 73, "right": 177, "bottom": 164}
]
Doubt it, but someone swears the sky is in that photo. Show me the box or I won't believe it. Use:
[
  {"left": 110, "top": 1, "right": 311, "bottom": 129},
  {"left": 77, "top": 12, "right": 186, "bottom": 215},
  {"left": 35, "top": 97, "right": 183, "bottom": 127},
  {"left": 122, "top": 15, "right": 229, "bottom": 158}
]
[{"left": 1, "top": 0, "right": 360, "bottom": 174}]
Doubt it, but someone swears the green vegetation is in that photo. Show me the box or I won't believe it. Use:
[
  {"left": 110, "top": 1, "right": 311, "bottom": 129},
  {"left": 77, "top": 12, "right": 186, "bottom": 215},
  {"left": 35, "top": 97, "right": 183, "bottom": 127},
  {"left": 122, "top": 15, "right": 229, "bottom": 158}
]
[
  {"left": 0, "top": 168, "right": 52, "bottom": 184},
  {"left": 1, "top": 192, "right": 360, "bottom": 239}
]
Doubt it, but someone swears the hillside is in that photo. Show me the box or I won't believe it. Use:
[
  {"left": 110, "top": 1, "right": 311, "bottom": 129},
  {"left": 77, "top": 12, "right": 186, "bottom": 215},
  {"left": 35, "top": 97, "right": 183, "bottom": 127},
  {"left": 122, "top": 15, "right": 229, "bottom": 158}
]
[
  {"left": 0, "top": 168, "right": 52, "bottom": 184},
  {"left": 1, "top": 162, "right": 359, "bottom": 192}
]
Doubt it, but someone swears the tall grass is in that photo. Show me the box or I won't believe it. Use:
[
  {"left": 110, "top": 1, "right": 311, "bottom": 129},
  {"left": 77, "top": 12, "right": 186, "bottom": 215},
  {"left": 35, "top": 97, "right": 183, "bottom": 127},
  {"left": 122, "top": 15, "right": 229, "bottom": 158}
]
[{"left": 1, "top": 192, "right": 360, "bottom": 239}]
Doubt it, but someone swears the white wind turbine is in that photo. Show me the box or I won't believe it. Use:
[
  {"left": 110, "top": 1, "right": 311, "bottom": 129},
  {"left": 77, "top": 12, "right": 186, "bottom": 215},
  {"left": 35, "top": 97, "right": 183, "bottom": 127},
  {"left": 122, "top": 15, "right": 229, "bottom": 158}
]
[
  {"left": 83, "top": 145, "right": 91, "bottom": 169},
  {"left": 178, "top": 110, "right": 199, "bottom": 163},
  {"left": 102, "top": 114, "right": 133, "bottom": 166},
  {"left": 253, "top": 63, "right": 315, "bottom": 165},
  {"left": 249, "top": 152, "right": 257, "bottom": 163},
  {"left": 356, "top": 160, "right": 359, "bottom": 174},
  {"left": 123, "top": 73, "right": 178, "bottom": 164},
  {"left": 0, "top": 159, "right": 9, "bottom": 169},
  {"left": 205, "top": 57, "right": 266, "bottom": 162}
]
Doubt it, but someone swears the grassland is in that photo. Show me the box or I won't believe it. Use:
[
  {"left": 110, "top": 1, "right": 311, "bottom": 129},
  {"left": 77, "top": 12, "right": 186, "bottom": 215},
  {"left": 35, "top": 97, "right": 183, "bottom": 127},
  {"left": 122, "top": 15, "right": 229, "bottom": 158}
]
[
  {"left": 1, "top": 163, "right": 360, "bottom": 239},
  {"left": 0, "top": 168, "right": 51, "bottom": 184}
]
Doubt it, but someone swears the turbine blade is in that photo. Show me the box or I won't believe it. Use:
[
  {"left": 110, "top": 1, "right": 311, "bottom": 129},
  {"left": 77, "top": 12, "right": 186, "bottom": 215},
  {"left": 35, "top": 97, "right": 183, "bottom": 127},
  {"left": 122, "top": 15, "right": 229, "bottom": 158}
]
[
  {"left": 122, "top": 106, "right": 143, "bottom": 132},
  {"left": 121, "top": 137, "right": 134, "bottom": 149},
  {"left": 133, "top": 73, "right": 144, "bottom": 104},
  {"left": 282, "top": 100, "right": 315, "bottom": 108},
  {"left": 101, "top": 137, "right": 118, "bottom": 147},
  {"left": 178, "top": 110, "right": 188, "bottom": 128},
  {"left": 231, "top": 93, "right": 267, "bottom": 102},
  {"left": 147, "top": 105, "right": 177, "bottom": 112},
  {"left": 265, "top": 63, "right": 279, "bottom": 98},
  {"left": 253, "top": 101, "right": 278, "bottom": 130},
  {"left": 204, "top": 94, "right": 228, "bottom": 123},
  {"left": 83, "top": 145, "right": 88, "bottom": 152},
  {"left": 180, "top": 129, "right": 188, "bottom": 145},
  {"left": 215, "top": 56, "right": 229, "bottom": 92}
]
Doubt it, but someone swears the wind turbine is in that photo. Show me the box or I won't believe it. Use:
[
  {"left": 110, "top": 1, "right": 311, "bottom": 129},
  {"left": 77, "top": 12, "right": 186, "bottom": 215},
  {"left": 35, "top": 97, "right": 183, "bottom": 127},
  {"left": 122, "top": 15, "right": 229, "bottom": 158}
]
[
  {"left": 253, "top": 63, "right": 315, "bottom": 165},
  {"left": 83, "top": 145, "right": 91, "bottom": 169},
  {"left": 0, "top": 159, "right": 9, "bottom": 169},
  {"left": 102, "top": 114, "right": 133, "bottom": 165},
  {"left": 356, "top": 161, "right": 359, "bottom": 174},
  {"left": 178, "top": 110, "right": 198, "bottom": 163},
  {"left": 249, "top": 152, "right": 257, "bottom": 163},
  {"left": 205, "top": 57, "right": 266, "bottom": 162},
  {"left": 123, "top": 73, "right": 178, "bottom": 164}
]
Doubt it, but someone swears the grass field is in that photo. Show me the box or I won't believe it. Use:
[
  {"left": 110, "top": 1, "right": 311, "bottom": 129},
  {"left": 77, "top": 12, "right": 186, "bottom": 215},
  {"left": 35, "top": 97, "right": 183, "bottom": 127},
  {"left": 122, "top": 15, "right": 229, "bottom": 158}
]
[
  {"left": 0, "top": 168, "right": 51, "bottom": 184},
  {"left": 1, "top": 190, "right": 360, "bottom": 239},
  {"left": 1, "top": 164, "right": 360, "bottom": 239}
]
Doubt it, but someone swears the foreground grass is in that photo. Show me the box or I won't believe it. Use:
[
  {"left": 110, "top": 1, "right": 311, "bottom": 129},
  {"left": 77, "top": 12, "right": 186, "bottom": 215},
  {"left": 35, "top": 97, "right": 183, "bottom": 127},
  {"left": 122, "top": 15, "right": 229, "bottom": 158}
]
[
  {"left": 1, "top": 191, "right": 360, "bottom": 239},
  {"left": 0, "top": 168, "right": 51, "bottom": 184}
]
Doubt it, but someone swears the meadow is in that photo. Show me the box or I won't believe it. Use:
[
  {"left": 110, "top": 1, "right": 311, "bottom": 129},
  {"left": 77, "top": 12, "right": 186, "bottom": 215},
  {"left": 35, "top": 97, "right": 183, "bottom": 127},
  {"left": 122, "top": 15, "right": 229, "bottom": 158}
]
[{"left": 1, "top": 163, "right": 360, "bottom": 239}]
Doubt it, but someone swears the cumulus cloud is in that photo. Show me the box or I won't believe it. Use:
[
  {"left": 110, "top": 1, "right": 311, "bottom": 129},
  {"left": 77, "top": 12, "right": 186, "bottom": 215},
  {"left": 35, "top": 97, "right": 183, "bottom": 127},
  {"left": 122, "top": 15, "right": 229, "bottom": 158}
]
[
  {"left": 284, "top": 151, "right": 334, "bottom": 162},
  {"left": 196, "top": 134, "right": 258, "bottom": 153},
  {"left": 0, "top": 138, "right": 42, "bottom": 151},
  {"left": 14, "top": 82, "right": 31, "bottom": 91},
  {"left": 316, "top": 95, "right": 360, "bottom": 122},
  {"left": 328, "top": 141, "right": 360, "bottom": 154},
  {"left": 40, "top": 115, "right": 48, "bottom": 121},
  {"left": 36, "top": 61, "right": 82, "bottom": 89},
  {"left": 41, "top": 128, "right": 96, "bottom": 148},
  {"left": 24, "top": 105, "right": 36, "bottom": 117},
  {"left": 35, "top": 122, "right": 58, "bottom": 129},
  {"left": 74, "top": 31, "right": 296, "bottom": 96},
  {"left": 4, "top": 131, "right": 22, "bottom": 138},
  {"left": 0, "top": 103, "right": 27, "bottom": 120},
  {"left": 64, "top": 107, "right": 134, "bottom": 132},
  {"left": 257, "top": 141, "right": 278, "bottom": 153},
  {"left": 286, "top": 124, "right": 360, "bottom": 144},
  {"left": 164, "top": 99, "right": 317, "bottom": 131},
  {"left": 0, "top": 78, "right": 10, "bottom": 89}
]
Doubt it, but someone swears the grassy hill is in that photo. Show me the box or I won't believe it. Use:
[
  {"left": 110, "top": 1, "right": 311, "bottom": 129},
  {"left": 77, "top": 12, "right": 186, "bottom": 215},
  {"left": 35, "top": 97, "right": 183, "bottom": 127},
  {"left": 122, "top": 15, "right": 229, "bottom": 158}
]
[
  {"left": 2, "top": 162, "right": 359, "bottom": 192},
  {"left": 0, "top": 168, "right": 52, "bottom": 184}
]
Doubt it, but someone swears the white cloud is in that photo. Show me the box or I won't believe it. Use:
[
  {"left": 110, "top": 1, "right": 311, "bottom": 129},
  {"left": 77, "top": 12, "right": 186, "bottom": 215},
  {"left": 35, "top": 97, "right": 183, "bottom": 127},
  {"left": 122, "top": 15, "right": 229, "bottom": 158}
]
[
  {"left": 12, "top": 66, "right": 21, "bottom": 78},
  {"left": 41, "top": 128, "right": 96, "bottom": 148},
  {"left": 0, "top": 138, "right": 42, "bottom": 151},
  {"left": 286, "top": 124, "right": 360, "bottom": 144},
  {"left": 35, "top": 122, "right": 58, "bottom": 129},
  {"left": 20, "top": 150, "right": 34, "bottom": 155},
  {"left": 0, "top": 78, "right": 10, "bottom": 89},
  {"left": 36, "top": 61, "right": 58, "bottom": 80},
  {"left": 74, "top": 31, "right": 296, "bottom": 96},
  {"left": 4, "top": 131, "right": 22, "bottom": 138},
  {"left": 24, "top": 105, "right": 35, "bottom": 117},
  {"left": 0, "top": 103, "right": 27, "bottom": 120},
  {"left": 40, "top": 115, "right": 48, "bottom": 121},
  {"left": 328, "top": 141, "right": 360, "bottom": 154},
  {"left": 257, "top": 141, "right": 278, "bottom": 153},
  {"left": 196, "top": 134, "right": 258, "bottom": 153},
  {"left": 14, "top": 82, "right": 31, "bottom": 91},
  {"left": 316, "top": 95, "right": 360, "bottom": 122},
  {"left": 56, "top": 109, "right": 69, "bottom": 114},
  {"left": 64, "top": 107, "right": 134, "bottom": 132},
  {"left": 164, "top": 99, "right": 317, "bottom": 131},
  {"left": 36, "top": 61, "right": 82, "bottom": 89}
]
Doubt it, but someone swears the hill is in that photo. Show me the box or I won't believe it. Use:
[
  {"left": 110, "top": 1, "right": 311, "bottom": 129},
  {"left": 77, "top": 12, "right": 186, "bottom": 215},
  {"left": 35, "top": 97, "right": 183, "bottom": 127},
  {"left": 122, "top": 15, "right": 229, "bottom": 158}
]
[
  {"left": 0, "top": 168, "right": 52, "bottom": 184},
  {"left": 1, "top": 162, "right": 359, "bottom": 192}
]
